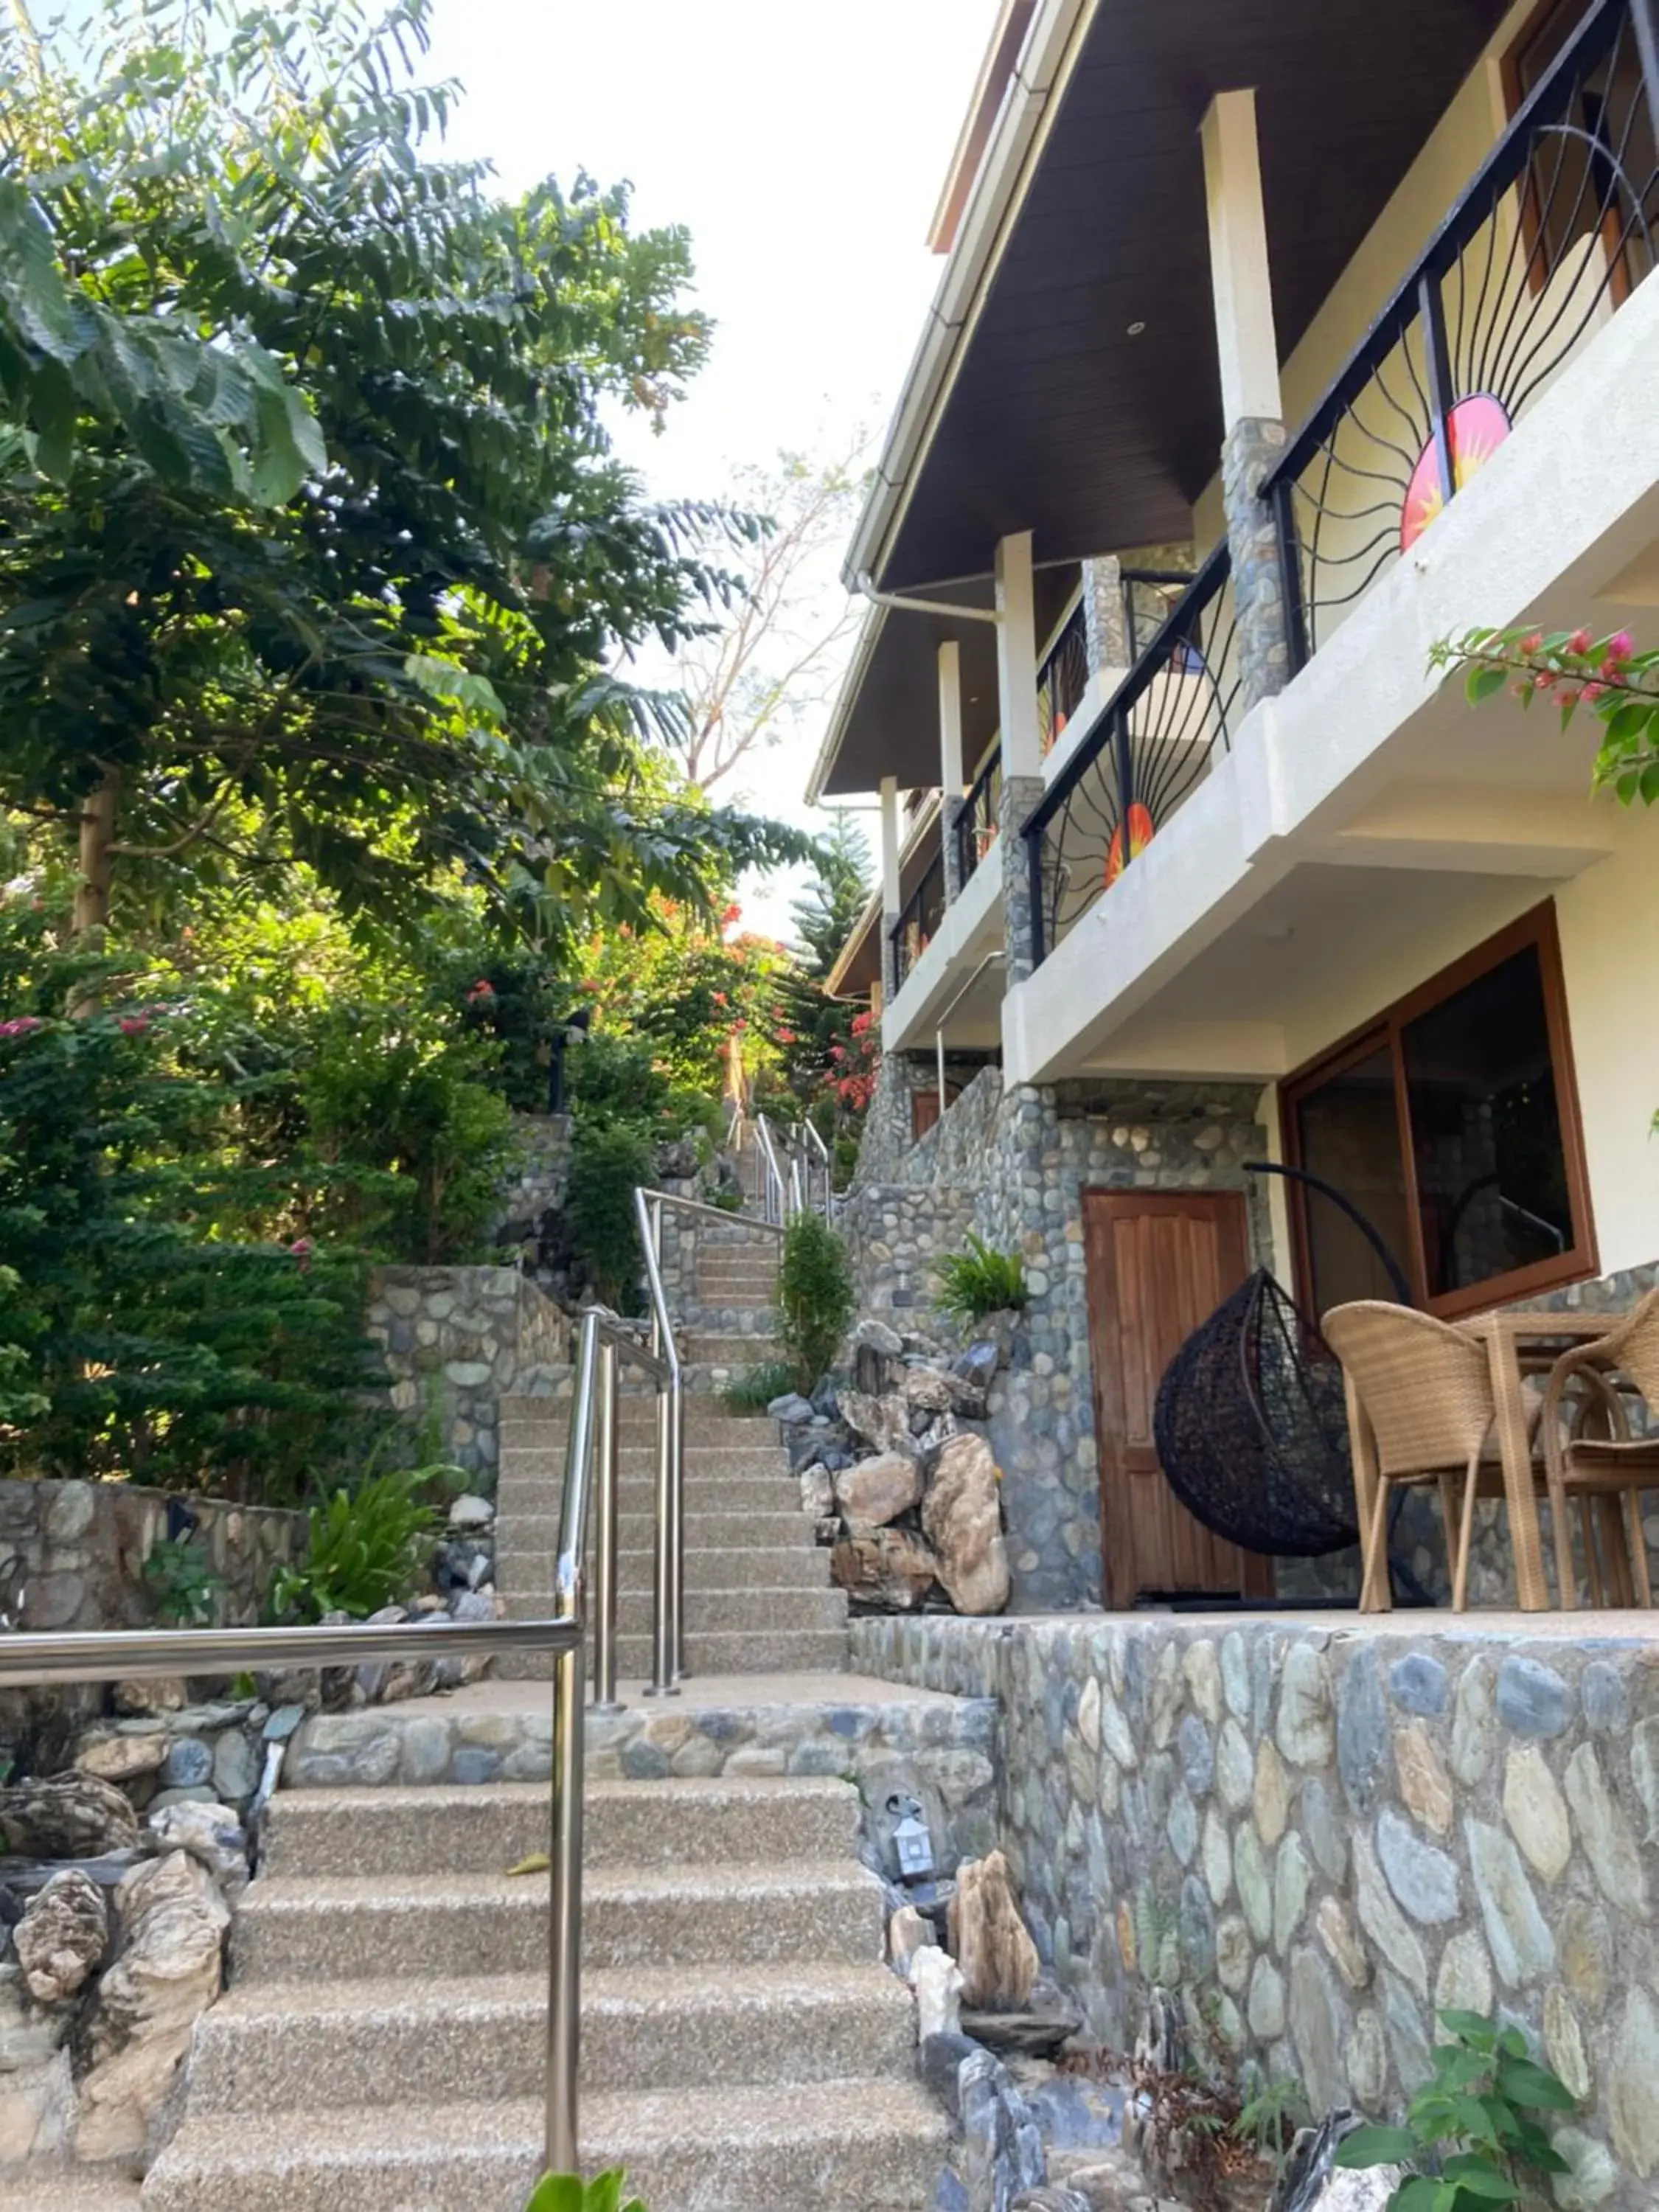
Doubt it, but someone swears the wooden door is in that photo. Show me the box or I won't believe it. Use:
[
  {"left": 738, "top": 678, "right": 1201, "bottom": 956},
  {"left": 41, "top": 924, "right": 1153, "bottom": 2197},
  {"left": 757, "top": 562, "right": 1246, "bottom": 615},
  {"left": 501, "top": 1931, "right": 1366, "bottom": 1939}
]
[{"left": 1083, "top": 1189, "right": 1274, "bottom": 1608}]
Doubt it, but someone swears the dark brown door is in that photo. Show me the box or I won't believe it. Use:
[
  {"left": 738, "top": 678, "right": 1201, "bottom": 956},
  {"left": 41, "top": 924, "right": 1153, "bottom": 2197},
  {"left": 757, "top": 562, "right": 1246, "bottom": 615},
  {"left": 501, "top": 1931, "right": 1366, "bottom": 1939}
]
[{"left": 1083, "top": 1189, "right": 1273, "bottom": 1608}]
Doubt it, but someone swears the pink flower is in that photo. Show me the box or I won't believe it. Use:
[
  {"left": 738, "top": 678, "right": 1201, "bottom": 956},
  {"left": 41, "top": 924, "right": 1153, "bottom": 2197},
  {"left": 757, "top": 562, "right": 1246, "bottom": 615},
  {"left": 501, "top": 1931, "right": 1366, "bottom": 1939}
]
[
  {"left": 119, "top": 1015, "right": 150, "bottom": 1036},
  {"left": 1557, "top": 689, "right": 1582, "bottom": 709},
  {"left": 1568, "top": 628, "right": 1593, "bottom": 656},
  {"left": 776, "top": 1028, "right": 796, "bottom": 1046},
  {"left": 0, "top": 1016, "right": 42, "bottom": 1040},
  {"left": 290, "top": 1237, "right": 313, "bottom": 1273},
  {"left": 1519, "top": 631, "right": 1544, "bottom": 655},
  {"left": 466, "top": 979, "right": 495, "bottom": 1004},
  {"left": 1581, "top": 682, "right": 1605, "bottom": 705},
  {"left": 1604, "top": 630, "right": 1635, "bottom": 667}
]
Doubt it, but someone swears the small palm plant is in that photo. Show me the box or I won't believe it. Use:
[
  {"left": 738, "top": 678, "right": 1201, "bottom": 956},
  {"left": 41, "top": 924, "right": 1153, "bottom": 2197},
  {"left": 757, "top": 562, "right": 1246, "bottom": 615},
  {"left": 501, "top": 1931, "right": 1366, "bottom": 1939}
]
[
  {"left": 933, "top": 1233, "right": 1029, "bottom": 1325},
  {"left": 525, "top": 2172, "right": 646, "bottom": 2212}
]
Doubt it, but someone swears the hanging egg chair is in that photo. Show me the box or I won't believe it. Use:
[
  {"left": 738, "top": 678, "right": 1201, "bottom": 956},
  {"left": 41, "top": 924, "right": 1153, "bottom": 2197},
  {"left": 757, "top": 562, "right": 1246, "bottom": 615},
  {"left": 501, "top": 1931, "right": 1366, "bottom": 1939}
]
[{"left": 1152, "top": 1163, "right": 1416, "bottom": 1562}]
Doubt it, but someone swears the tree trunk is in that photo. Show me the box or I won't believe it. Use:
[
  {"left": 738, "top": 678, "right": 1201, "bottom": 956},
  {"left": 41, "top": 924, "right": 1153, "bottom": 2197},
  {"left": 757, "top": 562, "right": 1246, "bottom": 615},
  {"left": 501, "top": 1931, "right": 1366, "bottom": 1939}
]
[{"left": 73, "top": 768, "right": 119, "bottom": 941}]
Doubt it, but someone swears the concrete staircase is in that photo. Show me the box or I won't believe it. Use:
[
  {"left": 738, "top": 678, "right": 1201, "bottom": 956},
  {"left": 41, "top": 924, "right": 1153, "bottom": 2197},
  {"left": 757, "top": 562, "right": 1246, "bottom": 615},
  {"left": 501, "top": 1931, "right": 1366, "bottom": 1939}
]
[
  {"left": 495, "top": 1217, "right": 849, "bottom": 1680},
  {"left": 142, "top": 1775, "right": 946, "bottom": 2210}
]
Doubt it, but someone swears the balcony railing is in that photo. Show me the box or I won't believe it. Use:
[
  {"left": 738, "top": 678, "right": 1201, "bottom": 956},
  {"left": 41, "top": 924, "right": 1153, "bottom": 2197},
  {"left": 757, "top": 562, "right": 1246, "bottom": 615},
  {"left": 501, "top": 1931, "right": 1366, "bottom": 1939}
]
[
  {"left": 891, "top": 846, "right": 945, "bottom": 990},
  {"left": 1022, "top": 543, "right": 1242, "bottom": 966},
  {"left": 1264, "top": 0, "right": 1658, "bottom": 663},
  {"left": 1037, "top": 594, "right": 1090, "bottom": 756},
  {"left": 955, "top": 745, "right": 1002, "bottom": 886}
]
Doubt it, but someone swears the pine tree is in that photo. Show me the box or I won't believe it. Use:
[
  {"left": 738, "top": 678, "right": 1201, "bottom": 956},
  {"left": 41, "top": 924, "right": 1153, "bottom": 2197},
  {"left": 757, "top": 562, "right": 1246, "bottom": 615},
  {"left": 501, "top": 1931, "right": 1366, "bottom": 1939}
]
[{"left": 790, "top": 813, "right": 873, "bottom": 979}]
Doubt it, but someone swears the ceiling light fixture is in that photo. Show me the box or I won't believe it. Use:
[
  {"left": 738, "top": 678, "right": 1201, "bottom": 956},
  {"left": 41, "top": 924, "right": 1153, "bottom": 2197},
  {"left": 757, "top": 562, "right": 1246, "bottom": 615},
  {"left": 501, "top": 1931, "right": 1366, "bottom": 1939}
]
[{"left": 1127, "top": 320, "right": 1147, "bottom": 336}]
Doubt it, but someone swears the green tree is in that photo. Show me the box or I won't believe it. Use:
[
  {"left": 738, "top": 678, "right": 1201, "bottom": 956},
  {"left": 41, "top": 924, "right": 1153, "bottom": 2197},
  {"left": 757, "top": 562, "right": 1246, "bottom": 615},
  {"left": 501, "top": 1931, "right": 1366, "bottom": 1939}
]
[
  {"left": 0, "top": 0, "right": 804, "bottom": 948},
  {"left": 790, "top": 812, "right": 873, "bottom": 978}
]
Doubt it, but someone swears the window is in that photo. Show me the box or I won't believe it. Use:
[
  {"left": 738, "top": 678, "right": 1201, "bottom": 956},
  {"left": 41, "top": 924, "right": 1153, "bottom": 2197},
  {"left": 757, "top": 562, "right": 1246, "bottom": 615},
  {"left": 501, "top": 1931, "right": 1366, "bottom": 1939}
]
[{"left": 1283, "top": 905, "right": 1595, "bottom": 1318}]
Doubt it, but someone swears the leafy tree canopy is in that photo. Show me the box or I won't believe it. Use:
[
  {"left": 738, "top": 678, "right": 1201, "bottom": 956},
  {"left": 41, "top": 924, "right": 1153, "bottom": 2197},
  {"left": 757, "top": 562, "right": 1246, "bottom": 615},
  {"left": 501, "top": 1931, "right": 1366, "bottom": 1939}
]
[{"left": 0, "top": 0, "right": 808, "bottom": 949}]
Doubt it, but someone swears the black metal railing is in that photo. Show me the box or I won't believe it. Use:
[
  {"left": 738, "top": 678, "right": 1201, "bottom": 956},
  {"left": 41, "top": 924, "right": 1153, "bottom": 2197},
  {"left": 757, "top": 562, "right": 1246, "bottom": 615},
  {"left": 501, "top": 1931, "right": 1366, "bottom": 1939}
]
[
  {"left": 890, "top": 846, "right": 946, "bottom": 990},
  {"left": 1123, "top": 568, "right": 1200, "bottom": 658},
  {"left": 1022, "top": 544, "right": 1241, "bottom": 965},
  {"left": 1037, "top": 594, "right": 1090, "bottom": 757},
  {"left": 1265, "top": 0, "right": 1658, "bottom": 663},
  {"left": 955, "top": 745, "right": 1002, "bottom": 886}
]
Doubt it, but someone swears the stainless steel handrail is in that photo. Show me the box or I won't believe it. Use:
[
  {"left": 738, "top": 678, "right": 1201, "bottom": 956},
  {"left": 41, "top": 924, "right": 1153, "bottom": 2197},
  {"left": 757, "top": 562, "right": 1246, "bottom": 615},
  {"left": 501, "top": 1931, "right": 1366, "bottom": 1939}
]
[
  {"left": 754, "top": 1112, "right": 791, "bottom": 1223},
  {"left": 633, "top": 1187, "right": 686, "bottom": 1695},
  {"left": 792, "top": 1119, "right": 835, "bottom": 1222},
  {"left": 0, "top": 1608, "right": 581, "bottom": 2171}
]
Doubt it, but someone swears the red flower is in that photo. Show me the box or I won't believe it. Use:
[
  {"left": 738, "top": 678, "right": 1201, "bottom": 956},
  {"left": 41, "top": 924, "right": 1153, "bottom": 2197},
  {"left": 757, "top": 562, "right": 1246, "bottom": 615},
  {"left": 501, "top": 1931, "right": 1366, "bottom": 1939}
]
[
  {"left": 0, "top": 1016, "right": 42, "bottom": 1040},
  {"left": 467, "top": 979, "right": 495, "bottom": 1004},
  {"left": 119, "top": 1015, "right": 151, "bottom": 1036},
  {"left": 1519, "top": 631, "right": 1544, "bottom": 656},
  {"left": 712, "top": 991, "right": 728, "bottom": 1007},
  {"left": 1568, "top": 627, "right": 1594, "bottom": 656},
  {"left": 776, "top": 1028, "right": 796, "bottom": 1045},
  {"left": 290, "top": 1237, "right": 313, "bottom": 1274},
  {"left": 850, "top": 1010, "right": 873, "bottom": 1037},
  {"left": 1581, "top": 682, "right": 1606, "bottom": 705}
]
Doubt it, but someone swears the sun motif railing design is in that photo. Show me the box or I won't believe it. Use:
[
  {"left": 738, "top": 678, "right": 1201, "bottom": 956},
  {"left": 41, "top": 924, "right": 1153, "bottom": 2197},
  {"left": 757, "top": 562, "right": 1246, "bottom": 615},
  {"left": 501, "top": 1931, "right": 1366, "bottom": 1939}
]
[
  {"left": 1037, "top": 595, "right": 1090, "bottom": 757},
  {"left": 890, "top": 845, "right": 946, "bottom": 990},
  {"left": 955, "top": 745, "right": 1002, "bottom": 886},
  {"left": 1021, "top": 544, "right": 1241, "bottom": 966},
  {"left": 1265, "top": 0, "right": 1658, "bottom": 661}
]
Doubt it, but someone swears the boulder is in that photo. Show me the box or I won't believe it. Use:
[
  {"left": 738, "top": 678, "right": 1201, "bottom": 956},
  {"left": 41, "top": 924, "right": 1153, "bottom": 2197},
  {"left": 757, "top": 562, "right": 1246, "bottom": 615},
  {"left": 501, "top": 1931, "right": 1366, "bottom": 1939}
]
[
  {"left": 834, "top": 1452, "right": 923, "bottom": 1527},
  {"left": 912, "top": 1943, "right": 966, "bottom": 2040},
  {"left": 840, "top": 1389, "right": 914, "bottom": 1455},
  {"left": 1267, "top": 2115, "right": 1400, "bottom": 2212},
  {"left": 74, "top": 1850, "right": 230, "bottom": 2162},
  {"left": 852, "top": 1318, "right": 906, "bottom": 1395},
  {"left": 830, "top": 1528, "right": 939, "bottom": 1610},
  {"left": 766, "top": 1392, "right": 817, "bottom": 1425},
  {"left": 961, "top": 2048, "right": 1045, "bottom": 2212},
  {"left": 799, "top": 1465, "right": 835, "bottom": 1519},
  {"left": 922, "top": 1433, "right": 1011, "bottom": 1615},
  {"left": 112, "top": 1678, "right": 187, "bottom": 1718},
  {"left": 949, "top": 1850, "right": 1039, "bottom": 2009},
  {"left": 448, "top": 1494, "right": 494, "bottom": 1529},
  {"left": 0, "top": 1773, "right": 140, "bottom": 1860},
  {"left": 147, "top": 1801, "right": 249, "bottom": 1893},
  {"left": 954, "top": 1340, "right": 1001, "bottom": 1391},
  {"left": 13, "top": 1871, "right": 107, "bottom": 2003},
  {"left": 74, "top": 1734, "right": 169, "bottom": 1785},
  {"left": 888, "top": 1904, "right": 938, "bottom": 1975},
  {"left": 853, "top": 1318, "right": 905, "bottom": 1358},
  {"left": 903, "top": 1368, "right": 957, "bottom": 1414}
]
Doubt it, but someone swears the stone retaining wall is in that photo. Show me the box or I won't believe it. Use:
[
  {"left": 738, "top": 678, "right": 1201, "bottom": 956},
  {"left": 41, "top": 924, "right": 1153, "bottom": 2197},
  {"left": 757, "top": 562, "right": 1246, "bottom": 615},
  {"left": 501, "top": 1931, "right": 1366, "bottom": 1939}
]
[
  {"left": 853, "top": 1610, "right": 1659, "bottom": 2211},
  {"left": 366, "top": 1265, "right": 569, "bottom": 1479},
  {"left": 0, "top": 1480, "right": 301, "bottom": 1634}
]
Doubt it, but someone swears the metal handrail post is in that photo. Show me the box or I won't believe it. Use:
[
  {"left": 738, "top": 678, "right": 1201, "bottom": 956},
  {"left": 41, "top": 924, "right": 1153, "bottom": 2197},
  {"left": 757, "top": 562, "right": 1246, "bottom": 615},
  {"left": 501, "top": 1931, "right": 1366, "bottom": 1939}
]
[
  {"left": 591, "top": 1333, "right": 619, "bottom": 1711},
  {"left": 546, "top": 1309, "right": 599, "bottom": 2174},
  {"left": 667, "top": 1371, "right": 686, "bottom": 1681}
]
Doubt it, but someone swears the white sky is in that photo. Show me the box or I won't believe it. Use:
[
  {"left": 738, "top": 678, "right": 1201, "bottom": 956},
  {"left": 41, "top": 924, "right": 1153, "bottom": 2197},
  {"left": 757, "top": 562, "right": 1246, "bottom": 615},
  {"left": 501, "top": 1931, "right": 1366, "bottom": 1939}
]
[{"left": 423, "top": 0, "right": 1002, "bottom": 932}]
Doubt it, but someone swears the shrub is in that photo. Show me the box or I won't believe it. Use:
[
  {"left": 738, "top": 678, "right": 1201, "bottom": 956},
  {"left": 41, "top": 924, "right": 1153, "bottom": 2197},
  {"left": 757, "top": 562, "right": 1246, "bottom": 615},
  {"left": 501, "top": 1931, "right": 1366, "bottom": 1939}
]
[
  {"left": 525, "top": 2171, "right": 645, "bottom": 2212},
  {"left": 566, "top": 1119, "right": 655, "bottom": 1310},
  {"left": 776, "top": 1212, "right": 854, "bottom": 1394},
  {"left": 933, "top": 1233, "right": 1029, "bottom": 1325},
  {"left": 143, "top": 1535, "right": 223, "bottom": 1627},
  {"left": 270, "top": 1467, "right": 447, "bottom": 1621},
  {"left": 719, "top": 1357, "right": 801, "bottom": 1414},
  {"left": 1337, "top": 2008, "right": 1576, "bottom": 2211}
]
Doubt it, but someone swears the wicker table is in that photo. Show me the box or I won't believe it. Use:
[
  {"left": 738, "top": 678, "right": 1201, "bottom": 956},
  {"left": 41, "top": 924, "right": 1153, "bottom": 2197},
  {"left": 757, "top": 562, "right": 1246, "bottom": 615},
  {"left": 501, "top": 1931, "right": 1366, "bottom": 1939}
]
[
  {"left": 1346, "top": 1310, "right": 1617, "bottom": 1612},
  {"left": 1462, "top": 1312, "right": 1615, "bottom": 1612}
]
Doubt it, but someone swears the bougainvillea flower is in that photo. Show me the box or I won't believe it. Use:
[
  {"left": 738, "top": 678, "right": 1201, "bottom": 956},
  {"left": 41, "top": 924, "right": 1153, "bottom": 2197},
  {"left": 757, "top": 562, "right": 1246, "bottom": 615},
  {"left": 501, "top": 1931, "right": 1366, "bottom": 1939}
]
[{"left": 0, "top": 1016, "right": 43, "bottom": 1040}]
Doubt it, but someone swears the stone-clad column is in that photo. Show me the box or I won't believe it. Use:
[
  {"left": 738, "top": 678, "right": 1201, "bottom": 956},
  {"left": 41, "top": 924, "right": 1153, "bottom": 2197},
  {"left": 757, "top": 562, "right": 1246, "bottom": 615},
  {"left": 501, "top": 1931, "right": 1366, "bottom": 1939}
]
[
  {"left": 1081, "top": 553, "right": 1127, "bottom": 677},
  {"left": 1202, "top": 89, "right": 1295, "bottom": 712},
  {"left": 1000, "top": 774, "right": 1046, "bottom": 983},
  {"left": 995, "top": 533, "right": 1045, "bottom": 980},
  {"left": 939, "top": 639, "right": 966, "bottom": 905}
]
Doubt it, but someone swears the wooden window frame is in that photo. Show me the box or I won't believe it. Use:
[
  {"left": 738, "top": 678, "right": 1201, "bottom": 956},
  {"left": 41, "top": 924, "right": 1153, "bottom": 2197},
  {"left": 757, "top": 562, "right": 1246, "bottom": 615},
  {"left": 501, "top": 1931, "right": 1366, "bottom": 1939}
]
[
  {"left": 1501, "top": 0, "right": 1644, "bottom": 308},
  {"left": 1280, "top": 901, "right": 1598, "bottom": 1320}
]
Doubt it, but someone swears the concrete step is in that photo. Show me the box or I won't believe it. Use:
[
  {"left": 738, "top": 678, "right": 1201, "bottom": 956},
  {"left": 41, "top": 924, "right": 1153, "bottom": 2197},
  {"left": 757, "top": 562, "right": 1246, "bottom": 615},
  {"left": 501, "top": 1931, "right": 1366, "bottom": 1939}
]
[
  {"left": 500, "top": 1411, "right": 777, "bottom": 1450},
  {"left": 261, "top": 1778, "right": 860, "bottom": 1879},
  {"left": 496, "top": 1445, "right": 790, "bottom": 1484},
  {"left": 184, "top": 1961, "right": 913, "bottom": 2110},
  {"left": 145, "top": 2079, "right": 948, "bottom": 2212},
  {"left": 681, "top": 1335, "right": 784, "bottom": 1367},
  {"left": 0, "top": 2180, "right": 142, "bottom": 2211},
  {"left": 495, "top": 1539, "right": 826, "bottom": 1589},
  {"left": 232, "top": 1860, "right": 882, "bottom": 1982},
  {"left": 497, "top": 1474, "right": 800, "bottom": 1518},
  {"left": 493, "top": 1503, "right": 810, "bottom": 1551},
  {"left": 493, "top": 1621, "right": 849, "bottom": 1678},
  {"left": 490, "top": 1582, "right": 844, "bottom": 1639}
]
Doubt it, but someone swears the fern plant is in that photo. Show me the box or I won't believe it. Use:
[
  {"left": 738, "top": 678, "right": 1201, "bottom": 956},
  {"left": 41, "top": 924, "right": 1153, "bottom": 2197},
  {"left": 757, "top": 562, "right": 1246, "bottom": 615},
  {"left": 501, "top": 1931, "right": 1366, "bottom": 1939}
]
[
  {"left": 934, "top": 1233, "right": 1029, "bottom": 1324},
  {"left": 270, "top": 1467, "right": 446, "bottom": 1621},
  {"left": 776, "top": 1212, "right": 855, "bottom": 1395},
  {"left": 1336, "top": 2010, "right": 1576, "bottom": 2211}
]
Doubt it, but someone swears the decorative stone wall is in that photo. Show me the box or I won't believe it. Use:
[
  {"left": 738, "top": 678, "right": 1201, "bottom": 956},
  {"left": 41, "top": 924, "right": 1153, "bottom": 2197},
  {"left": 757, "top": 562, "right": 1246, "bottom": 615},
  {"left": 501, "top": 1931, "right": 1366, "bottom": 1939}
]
[
  {"left": 1000, "top": 774, "right": 1046, "bottom": 981},
  {"left": 1220, "top": 415, "right": 1294, "bottom": 711},
  {"left": 366, "top": 1266, "right": 569, "bottom": 1479},
  {"left": 0, "top": 1481, "right": 302, "bottom": 1635},
  {"left": 854, "top": 1610, "right": 1659, "bottom": 2211},
  {"left": 849, "top": 1070, "right": 1271, "bottom": 1612},
  {"left": 495, "top": 1112, "right": 571, "bottom": 1241},
  {"left": 852, "top": 1054, "right": 935, "bottom": 1190}
]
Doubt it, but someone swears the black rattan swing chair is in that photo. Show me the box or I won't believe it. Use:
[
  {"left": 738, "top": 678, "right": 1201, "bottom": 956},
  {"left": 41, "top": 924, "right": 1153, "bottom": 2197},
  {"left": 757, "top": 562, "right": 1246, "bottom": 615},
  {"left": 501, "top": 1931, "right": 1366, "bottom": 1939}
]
[{"left": 1151, "top": 1161, "right": 1428, "bottom": 1600}]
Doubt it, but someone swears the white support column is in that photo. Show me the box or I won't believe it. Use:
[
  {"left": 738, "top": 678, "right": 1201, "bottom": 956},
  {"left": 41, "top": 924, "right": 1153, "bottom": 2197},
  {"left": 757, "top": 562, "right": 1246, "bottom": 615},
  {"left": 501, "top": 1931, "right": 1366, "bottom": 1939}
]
[
  {"left": 938, "top": 641, "right": 965, "bottom": 795},
  {"left": 878, "top": 774, "right": 902, "bottom": 1002},
  {"left": 939, "top": 641, "right": 966, "bottom": 904},
  {"left": 994, "top": 530, "right": 1045, "bottom": 979},
  {"left": 994, "top": 530, "right": 1040, "bottom": 780},
  {"left": 1201, "top": 88, "right": 1295, "bottom": 710},
  {"left": 1200, "top": 88, "right": 1281, "bottom": 431}
]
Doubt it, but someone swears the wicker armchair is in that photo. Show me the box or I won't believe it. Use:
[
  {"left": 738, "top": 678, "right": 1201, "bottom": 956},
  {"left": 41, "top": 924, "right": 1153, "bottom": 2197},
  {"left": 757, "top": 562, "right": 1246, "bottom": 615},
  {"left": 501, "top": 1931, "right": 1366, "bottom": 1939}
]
[
  {"left": 1322, "top": 1301, "right": 1499, "bottom": 1610},
  {"left": 1540, "top": 1290, "right": 1659, "bottom": 1609}
]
